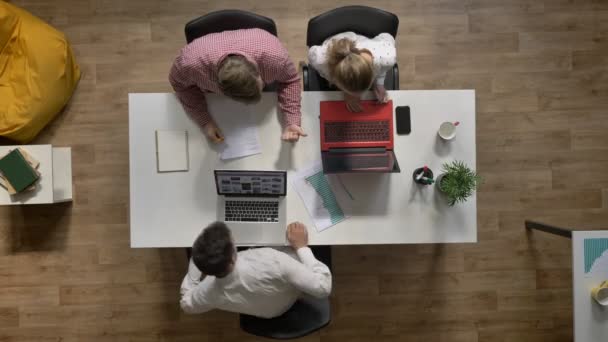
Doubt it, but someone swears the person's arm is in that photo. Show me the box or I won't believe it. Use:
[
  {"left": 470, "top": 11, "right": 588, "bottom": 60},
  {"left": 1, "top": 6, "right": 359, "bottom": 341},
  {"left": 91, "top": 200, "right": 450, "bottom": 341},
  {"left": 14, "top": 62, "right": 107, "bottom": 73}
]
[
  {"left": 280, "top": 247, "right": 332, "bottom": 298},
  {"left": 179, "top": 258, "right": 214, "bottom": 314},
  {"left": 275, "top": 57, "right": 302, "bottom": 127},
  {"left": 375, "top": 73, "right": 388, "bottom": 87},
  {"left": 282, "top": 222, "right": 332, "bottom": 298},
  {"left": 371, "top": 34, "right": 396, "bottom": 102},
  {"left": 307, "top": 45, "right": 331, "bottom": 83},
  {"left": 168, "top": 54, "right": 212, "bottom": 128},
  {"left": 373, "top": 33, "right": 397, "bottom": 87}
]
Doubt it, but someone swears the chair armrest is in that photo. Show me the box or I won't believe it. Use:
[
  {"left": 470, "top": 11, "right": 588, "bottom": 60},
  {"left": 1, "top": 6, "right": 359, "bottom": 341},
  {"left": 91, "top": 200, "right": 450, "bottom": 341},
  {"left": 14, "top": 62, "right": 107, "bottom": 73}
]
[
  {"left": 300, "top": 61, "right": 310, "bottom": 91},
  {"left": 392, "top": 64, "right": 399, "bottom": 90}
]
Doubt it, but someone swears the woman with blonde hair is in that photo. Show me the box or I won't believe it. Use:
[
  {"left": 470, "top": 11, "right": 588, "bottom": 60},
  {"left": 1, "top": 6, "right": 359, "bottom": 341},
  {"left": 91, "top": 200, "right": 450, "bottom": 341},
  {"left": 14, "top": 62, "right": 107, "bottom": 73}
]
[{"left": 308, "top": 32, "right": 396, "bottom": 112}]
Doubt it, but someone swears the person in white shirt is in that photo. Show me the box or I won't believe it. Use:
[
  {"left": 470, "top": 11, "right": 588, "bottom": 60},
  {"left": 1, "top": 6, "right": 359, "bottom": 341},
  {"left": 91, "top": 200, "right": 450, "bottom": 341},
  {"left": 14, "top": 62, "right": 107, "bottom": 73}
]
[
  {"left": 308, "top": 32, "right": 397, "bottom": 112},
  {"left": 180, "top": 221, "right": 332, "bottom": 318}
]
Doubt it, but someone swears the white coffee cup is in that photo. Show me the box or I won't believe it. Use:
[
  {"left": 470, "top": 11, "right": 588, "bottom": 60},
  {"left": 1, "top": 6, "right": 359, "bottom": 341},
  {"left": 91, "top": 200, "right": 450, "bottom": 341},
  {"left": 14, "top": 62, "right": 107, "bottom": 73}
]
[
  {"left": 592, "top": 280, "right": 608, "bottom": 306},
  {"left": 438, "top": 121, "right": 459, "bottom": 140}
]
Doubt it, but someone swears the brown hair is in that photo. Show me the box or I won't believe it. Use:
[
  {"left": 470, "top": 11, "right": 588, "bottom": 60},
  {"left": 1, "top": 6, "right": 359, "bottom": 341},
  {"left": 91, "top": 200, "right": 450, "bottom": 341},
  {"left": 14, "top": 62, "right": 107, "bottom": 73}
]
[
  {"left": 218, "top": 55, "right": 262, "bottom": 103},
  {"left": 326, "top": 38, "right": 373, "bottom": 93}
]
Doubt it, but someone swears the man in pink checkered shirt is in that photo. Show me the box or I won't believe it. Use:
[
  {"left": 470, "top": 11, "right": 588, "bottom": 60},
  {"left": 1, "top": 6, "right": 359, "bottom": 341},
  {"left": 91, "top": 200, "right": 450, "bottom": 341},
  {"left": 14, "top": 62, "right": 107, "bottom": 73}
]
[{"left": 169, "top": 28, "right": 306, "bottom": 142}]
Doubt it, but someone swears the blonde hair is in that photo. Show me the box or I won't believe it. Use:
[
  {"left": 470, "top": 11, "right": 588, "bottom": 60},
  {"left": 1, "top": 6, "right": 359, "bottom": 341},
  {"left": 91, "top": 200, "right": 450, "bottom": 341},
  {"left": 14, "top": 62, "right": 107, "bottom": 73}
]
[
  {"left": 326, "top": 38, "right": 373, "bottom": 93},
  {"left": 218, "top": 55, "right": 262, "bottom": 103}
]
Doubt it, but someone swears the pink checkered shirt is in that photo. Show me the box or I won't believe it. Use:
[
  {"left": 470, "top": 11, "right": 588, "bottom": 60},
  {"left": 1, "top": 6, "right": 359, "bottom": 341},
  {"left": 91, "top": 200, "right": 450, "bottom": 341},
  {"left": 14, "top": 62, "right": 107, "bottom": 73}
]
[{"left": 169, "top": 28, "right": 302, "bottom": 128}]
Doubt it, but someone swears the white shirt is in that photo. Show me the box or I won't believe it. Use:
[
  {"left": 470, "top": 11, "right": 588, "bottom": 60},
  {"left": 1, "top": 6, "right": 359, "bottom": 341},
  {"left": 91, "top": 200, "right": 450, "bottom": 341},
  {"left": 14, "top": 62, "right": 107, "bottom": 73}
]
[
  {"left": 180, "top": 247, "right": 332, "bottom": 318},
  {"left": 308, "top": 32, "right": 397, "bottom": 87}
]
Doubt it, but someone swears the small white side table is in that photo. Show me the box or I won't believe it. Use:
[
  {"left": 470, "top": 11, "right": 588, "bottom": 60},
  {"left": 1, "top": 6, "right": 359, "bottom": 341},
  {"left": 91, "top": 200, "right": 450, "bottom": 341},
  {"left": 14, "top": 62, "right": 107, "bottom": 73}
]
[
  {"left": 572, "top": 230, "right": 608, "bottom": 342},
  {"left": 526, "top": 221, "right": 608, "bottom": 342},
  {"left": 0, "top": 145, "right": 72, "bottom": 205}
]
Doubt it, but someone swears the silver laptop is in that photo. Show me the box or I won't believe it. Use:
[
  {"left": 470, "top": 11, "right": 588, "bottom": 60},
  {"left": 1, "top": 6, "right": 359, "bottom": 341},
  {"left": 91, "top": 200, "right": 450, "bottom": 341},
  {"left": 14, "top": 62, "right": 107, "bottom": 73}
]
[{"left": 214, "top": 170, "right": 287, "bottom": 244}]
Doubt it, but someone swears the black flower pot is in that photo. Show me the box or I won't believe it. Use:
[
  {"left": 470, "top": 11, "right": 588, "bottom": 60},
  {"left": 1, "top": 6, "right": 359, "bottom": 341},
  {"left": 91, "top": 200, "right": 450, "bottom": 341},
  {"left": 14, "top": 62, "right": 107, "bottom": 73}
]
[
  {"left": 413, "top": 167, "right": 434, "bottom": 185},
  {"left": 435, "top": 173, "right": 446, "bottom": 192}
]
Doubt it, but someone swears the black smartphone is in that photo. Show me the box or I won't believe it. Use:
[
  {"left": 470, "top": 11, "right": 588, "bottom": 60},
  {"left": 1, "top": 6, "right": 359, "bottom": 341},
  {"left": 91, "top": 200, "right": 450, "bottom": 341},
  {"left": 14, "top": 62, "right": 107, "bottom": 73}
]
[{"left": 395, "top": 106, "right": 411, "bottom": 135}]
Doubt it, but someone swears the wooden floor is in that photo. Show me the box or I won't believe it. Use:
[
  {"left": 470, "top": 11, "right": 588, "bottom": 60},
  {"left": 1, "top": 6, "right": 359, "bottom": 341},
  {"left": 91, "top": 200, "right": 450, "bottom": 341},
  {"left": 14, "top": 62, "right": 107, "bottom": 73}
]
[{"left": 2, "top": 0, "right": 608, "bottom": 340}]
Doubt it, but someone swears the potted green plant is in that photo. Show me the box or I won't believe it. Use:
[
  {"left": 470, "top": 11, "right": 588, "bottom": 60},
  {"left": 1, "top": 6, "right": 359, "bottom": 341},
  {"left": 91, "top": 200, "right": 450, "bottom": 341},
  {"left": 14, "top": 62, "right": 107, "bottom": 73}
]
[{"left": 436, "top": 160, "right": 482, "bottom": 206}]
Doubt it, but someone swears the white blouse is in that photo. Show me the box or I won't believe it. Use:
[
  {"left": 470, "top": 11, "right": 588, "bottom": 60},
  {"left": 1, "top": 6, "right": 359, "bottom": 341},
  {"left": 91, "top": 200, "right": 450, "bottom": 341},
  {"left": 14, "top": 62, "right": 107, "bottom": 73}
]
[{"left": 308, "top": 32, "right": 397, "bottom": 87}]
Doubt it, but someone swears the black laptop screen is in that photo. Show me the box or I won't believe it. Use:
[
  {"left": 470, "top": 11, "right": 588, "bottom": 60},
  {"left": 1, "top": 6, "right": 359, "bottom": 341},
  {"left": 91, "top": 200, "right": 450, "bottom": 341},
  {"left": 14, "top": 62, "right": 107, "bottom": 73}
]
[{"left": 214, "top": 170, "right": 287, "bottom": 197}]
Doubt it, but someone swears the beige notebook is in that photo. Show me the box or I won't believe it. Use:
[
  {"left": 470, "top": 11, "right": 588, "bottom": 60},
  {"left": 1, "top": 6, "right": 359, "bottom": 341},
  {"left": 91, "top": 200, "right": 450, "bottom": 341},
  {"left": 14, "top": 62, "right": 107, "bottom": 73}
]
[{"left": 155, "top": 130, "right": 189, "bottom": 172}]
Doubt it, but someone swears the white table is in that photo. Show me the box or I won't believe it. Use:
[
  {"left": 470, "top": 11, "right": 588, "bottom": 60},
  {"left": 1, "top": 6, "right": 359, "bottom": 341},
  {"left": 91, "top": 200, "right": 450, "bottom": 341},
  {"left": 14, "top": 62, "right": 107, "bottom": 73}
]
[
  {"left": 129, "top": 91, "right": 477, "bottom": 247},
  {"left": 572, "top": 230, "right": 608, "bottom": 342},
  {"left": 0, "top": 145, "right": 72, "bottom": 205}
]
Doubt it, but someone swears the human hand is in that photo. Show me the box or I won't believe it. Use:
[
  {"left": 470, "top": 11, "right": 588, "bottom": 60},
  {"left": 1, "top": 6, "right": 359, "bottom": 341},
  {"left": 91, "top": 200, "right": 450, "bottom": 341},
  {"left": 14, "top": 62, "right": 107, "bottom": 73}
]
[
  {"left": 286, "top": 221, "right": 308, "bottom": 250},
  {"left": 344, "top": 92, "right": 363, "bottom": 112},
  {"left": 374, "top": 84, "right": 390, "bottom": 104},
  {"left": 203, "top": 121, "right": 224, "bottom": 143},
  {"left": 281, "top": 125, "right": 307, "bottom": 142}
]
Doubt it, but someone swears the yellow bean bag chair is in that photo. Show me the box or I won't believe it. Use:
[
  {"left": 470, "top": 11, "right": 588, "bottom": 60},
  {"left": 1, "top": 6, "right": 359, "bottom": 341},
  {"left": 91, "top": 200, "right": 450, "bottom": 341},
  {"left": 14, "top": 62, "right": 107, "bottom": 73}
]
[{"left": 0, "top": 2, "right": 80, "bottom": 143}]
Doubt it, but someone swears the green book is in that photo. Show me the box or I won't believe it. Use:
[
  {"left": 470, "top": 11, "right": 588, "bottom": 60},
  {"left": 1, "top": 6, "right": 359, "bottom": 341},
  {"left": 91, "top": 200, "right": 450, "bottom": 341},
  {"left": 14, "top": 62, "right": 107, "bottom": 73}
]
[{"left": 0, "top": 149, "right": 39, "bottom": 193}]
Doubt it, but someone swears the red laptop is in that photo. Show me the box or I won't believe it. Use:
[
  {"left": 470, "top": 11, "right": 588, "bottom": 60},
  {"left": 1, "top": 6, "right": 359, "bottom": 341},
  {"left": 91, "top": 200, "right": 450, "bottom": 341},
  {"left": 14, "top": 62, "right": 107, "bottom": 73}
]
[{"left": 320, "top": 100, "right": 400, "bottom": 173}]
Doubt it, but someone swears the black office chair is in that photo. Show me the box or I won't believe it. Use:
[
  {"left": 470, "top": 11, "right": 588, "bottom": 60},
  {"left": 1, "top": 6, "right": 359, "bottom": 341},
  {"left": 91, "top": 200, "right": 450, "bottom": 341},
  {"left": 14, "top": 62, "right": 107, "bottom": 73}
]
[
  {"left": 185, "top": 9, "right": 277, "bottom": 43},
  {"left": 184, "top": 10, "right": 278, "bottom": 91},
  {"left": 302, "top": 6, "right": 400, "bottom": 91},
  {"left": 240, "top": 245, "right": 332, "bottom": 339}
]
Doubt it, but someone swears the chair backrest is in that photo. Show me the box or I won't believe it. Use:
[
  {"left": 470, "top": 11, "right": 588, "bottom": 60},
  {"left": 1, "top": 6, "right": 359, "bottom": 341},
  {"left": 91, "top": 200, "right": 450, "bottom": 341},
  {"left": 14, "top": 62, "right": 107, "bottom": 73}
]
[
  {"left": 306, "top": 6, "right": 399, "bottom": 47},
  {"left": 240, "top": 246, "right": 332, "bottom": 339},
  {"left": 185, "top": 9, "right": 277, "bottom": 43}
]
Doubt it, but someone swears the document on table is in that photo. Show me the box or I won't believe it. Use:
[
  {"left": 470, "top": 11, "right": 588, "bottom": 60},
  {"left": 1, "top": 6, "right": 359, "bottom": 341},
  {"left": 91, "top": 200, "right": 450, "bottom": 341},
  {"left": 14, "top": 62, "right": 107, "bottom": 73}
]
[
  {"left": 291, "top": 160, "right": 354, "bottom": 232},
  {"left": 211, "top": 101, "right": 262, "bottom": 160}
]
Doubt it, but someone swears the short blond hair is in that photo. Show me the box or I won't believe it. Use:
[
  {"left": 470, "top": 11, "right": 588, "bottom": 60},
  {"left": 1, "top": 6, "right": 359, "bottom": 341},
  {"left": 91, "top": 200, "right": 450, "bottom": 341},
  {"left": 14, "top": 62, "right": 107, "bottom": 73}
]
[
  {"left": 218, "top": 55, "right": 262, "bottom": 103},
  {"left": 326, "top": 38, "right": 373, "bottom": 93}
]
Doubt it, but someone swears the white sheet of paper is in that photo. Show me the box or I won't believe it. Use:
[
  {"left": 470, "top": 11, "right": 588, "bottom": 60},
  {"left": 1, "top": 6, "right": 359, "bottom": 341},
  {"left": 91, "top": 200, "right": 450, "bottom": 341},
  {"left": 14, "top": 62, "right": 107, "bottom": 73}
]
[
  {"left": 211, "top": 101, "right": 261, "bottom": 160},
  {"left": 290, "top": 160, "right": 354, "bottom": 232},
  {"left": 155, "top": 130, "right": 189, "bottom": 172}
]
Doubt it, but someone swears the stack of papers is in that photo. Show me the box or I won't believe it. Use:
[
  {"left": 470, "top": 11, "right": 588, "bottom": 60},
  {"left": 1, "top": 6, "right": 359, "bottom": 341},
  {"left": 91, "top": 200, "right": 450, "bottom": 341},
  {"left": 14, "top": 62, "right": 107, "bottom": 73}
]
[
  {"left": 291, "top": 161, "right": 354, "bottom": 232},
  {"left": 210, "top": 100, "right": 262, "bottom": 160}
]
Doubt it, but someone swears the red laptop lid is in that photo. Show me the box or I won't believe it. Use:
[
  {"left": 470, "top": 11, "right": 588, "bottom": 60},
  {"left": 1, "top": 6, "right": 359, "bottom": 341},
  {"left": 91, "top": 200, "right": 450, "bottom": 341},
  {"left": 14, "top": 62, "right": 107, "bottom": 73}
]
[{"left": 320, "top": 100, "right": 394, "bottom": 151}]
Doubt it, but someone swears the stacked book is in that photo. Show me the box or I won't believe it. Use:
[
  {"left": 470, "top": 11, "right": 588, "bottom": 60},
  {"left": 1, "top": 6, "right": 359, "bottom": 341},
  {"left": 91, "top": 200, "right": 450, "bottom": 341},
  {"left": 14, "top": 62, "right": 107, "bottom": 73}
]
[{"left": 0, "top": 148, "right": 41, "bottom": 195}]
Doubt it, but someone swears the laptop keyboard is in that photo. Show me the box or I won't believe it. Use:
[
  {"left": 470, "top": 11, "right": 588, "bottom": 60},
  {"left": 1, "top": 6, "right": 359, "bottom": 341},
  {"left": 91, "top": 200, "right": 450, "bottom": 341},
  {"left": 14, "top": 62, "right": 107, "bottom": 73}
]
[
  {"left": 225, "top": 200, "right": 279, "bottom": 222},
  {"left": 325, "top": 121, "right": 390, "bottom": 143}
]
